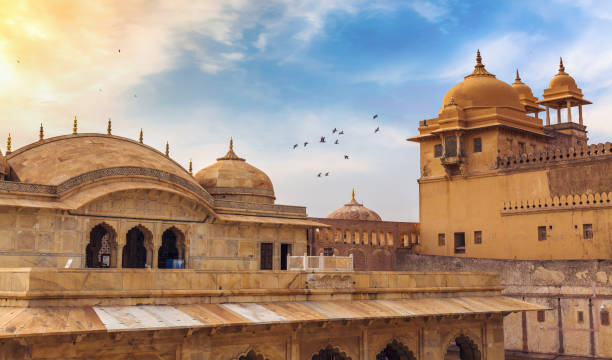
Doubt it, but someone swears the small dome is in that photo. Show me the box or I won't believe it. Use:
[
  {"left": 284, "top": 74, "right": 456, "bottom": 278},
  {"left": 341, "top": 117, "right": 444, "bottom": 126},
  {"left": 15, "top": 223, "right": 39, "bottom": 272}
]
[
  {"left": 512, "top": 70, "right": 536, "bottom": 99},
  {"left": 548, "top": 58, "right": 578, "bottom": 90},
  {"left": 194, "top": 138, "right": 275, "bottom": 204},
  {"left": 327, "top": 189, "right": 382, "bottom": 221},
  {"left": 440, "top": 51, "right": 523, "bottom": 113}
]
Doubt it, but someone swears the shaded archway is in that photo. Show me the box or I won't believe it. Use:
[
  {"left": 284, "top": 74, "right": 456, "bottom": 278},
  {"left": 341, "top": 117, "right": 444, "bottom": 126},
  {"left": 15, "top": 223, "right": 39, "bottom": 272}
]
[
  {"left": 444, "top": 335, "right": 481, "bottom": 360},
  {"left": 158, "top": 227, "right": 185, "bottom": 269},
  {"left": 238, "top": 350, "right": 267, "bottom": 360},
  {"left": 86, "top": 223, "right": 117, "bottom": 268},
  {"left": 312, "top": 345, "right": 351, "bottom": 360},
  {"left": 122, "top": 225, "right": 153, "bottom": 268},
  {"left": 376, "top": 339, "right": 416, "bottom": 360}
]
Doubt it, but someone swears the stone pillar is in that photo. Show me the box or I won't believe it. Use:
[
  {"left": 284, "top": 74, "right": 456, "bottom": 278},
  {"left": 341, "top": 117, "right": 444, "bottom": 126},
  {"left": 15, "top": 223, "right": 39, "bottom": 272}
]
[
  {"left": 484, "top": 316, "right": 506, "bottom": 359},
  {"left": 557, "top": 107, "right": 561, "bottom": 124},
  {"left": 360, "top": 328, "right": 368, "bottom": 360},
  {"left": 567, "top": 100, "right": 572, "bottom": 122},
  {"left": 546, "top": 106, "right": 550, "bottom": 125},
  {"left": 579, "top": 105, "right": 583, "bottom": 125},
  {"left": 422, "top": 327, "right": 443, "bottom": 359}
]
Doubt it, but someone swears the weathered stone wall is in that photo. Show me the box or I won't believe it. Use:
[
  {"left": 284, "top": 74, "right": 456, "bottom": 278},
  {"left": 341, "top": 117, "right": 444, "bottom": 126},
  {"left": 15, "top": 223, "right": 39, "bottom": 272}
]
[{"left": 396, "top": 254, "right": 612, "bottom": 358}]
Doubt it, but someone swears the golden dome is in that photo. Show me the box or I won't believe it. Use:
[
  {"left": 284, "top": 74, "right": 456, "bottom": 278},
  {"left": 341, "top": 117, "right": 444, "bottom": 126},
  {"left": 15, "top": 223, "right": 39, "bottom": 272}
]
[
  {"left": 548, "top": 58, "right": 578, "bottom": 90},
  {"left": 327, "top": 189, "right": 382, "bottom": 221},
  {"left": 440, "top": 51, "right": 523, "bottom": 113},
  {"left": 512, "top": 70, "right": 535, "bottom": 99},
  {"left": 194, "top": 138, "right": 275, "bottom": 204}
]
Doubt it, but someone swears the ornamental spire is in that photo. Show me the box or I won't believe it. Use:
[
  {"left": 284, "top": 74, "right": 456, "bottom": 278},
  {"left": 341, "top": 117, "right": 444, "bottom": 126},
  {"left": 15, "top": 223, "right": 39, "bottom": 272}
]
[
  {"left": 139, "top": 129, "right": 143, "bottom": 143},
  {"left": 351, "top": 188, "right": 356, "bottom": 202},
  {"left": 515, "top": 69, "right": 521, "bottom": 82},
  {"left": 465, "top": 49, "right": 495, "bottom": 79},
  {"left": 73, "top": 116, "right": 77, "bottom": 134},
  {"left": 39, "top": 124, "right": 44, "bottom": 141},
  {"left": 107, "top": 118, "right": 112, "bottom": 135},
  {"left": 557, "top": 57, "right": 567, "bottom": 75},
  {"left": 165, "top": 142, "right": 169, "bottom": 156},
  {"left": 6, "top": 133, "right": 11, "bottom": 154},
  {"left": 188, "top": 159, "right": 193, "bottom": 175},
  {"left": 217, "top": 137, "right": 244, "bottom": 161},
  {"left": 229, "top": 137, "right": 233, "bottom": 152}
]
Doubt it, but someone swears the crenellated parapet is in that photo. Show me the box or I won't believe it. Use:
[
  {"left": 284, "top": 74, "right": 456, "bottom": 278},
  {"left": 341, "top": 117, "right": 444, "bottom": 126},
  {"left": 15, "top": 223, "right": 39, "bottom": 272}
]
[
  {"left": 497, "top": 142, "right": 612, "bottom": 169},
  {"left": 502, "top": 191, "right": 612, "bottom": 214}
]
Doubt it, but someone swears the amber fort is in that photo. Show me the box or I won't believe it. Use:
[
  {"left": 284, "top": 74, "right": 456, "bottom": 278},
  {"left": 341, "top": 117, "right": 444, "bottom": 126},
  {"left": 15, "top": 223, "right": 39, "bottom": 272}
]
[{"left": 2, "top": 51, "right": 612, "bottom": 360}]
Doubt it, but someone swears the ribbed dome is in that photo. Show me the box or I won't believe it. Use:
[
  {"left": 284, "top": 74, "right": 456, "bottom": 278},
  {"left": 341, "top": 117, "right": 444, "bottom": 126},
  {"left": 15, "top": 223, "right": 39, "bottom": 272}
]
[
  {"left": 549, "top": 58, "right": 578, "bottom": 90},
  {"left": 194, "top": 139, "right": 275, "bottom": 204},
  {"left": 327, "top": 190, "right": 382, "bottom": 221},
  {"left": 440, "top": 51, "right": 523, "bottom": 113}
]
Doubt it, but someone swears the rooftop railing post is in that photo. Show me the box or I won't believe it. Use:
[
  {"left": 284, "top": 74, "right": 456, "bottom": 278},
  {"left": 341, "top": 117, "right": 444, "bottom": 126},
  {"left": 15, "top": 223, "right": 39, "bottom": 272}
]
[{"left": 303, "top": 252, "right": 307, "bottom": 270}]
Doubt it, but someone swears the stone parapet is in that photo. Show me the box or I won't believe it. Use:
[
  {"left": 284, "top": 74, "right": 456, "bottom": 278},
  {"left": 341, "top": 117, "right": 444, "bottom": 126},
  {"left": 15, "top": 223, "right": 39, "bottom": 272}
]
[{"left": 497, "top": 142, "right": 612, "bottom": 170}]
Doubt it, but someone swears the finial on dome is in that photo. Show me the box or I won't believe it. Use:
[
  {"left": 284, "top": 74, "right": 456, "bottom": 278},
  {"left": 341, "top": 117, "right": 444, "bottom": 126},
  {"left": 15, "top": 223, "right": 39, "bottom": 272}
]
[
  {"left": 188, "top": 159, "right": 193, "bottom": 175},
  {"left": 217, "top": 137, "right": 244, "bottom": 161},
  {"left": 559, "top": 57, "right": 565, "bottom": 73},
  {"left": 515, "top": 69, "right": 521, "bottom": 81},
  {"left": 476, "top": 49, "right": 482, "bottom": 65},
  {"left": 229, "top": 137, "right": 233, "bottom": 152},
  {"left": 107, "top": 118, "right": 112, "bottom": 135},
  {"left": 352, "top": 188, "right": 356, "bottom": 202},
  {"left": 6, "top": 133, "right": 11, "bottom": 154},
  {"left": 73, "top": 116, "right": 78, "bottom": 134},
  {"left": 165, "top": 142, "right": 169, "bottom": 157},
  {"left": 39, "top": 124, "right": 44, "bottom": 141},
  {"left": 139, "top": 129, "right": 143, "bottom": 143},
  {"left": 466, "top": 49, "right": 495, "bottom": 78}
]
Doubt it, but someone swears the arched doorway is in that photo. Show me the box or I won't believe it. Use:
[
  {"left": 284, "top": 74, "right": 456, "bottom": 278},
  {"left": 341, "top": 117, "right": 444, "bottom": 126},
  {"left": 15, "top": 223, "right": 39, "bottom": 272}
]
[
  {"left": 122, "top": 226, "right": 153, "bottom": 268},
  {"left": 312, "top": 345, "right": 351, "bottom": 360},
  {"left": 376, "top": 339, "right": 416, "bottom": 360},
  {"left": 86, "top": 223, "right": 116, "bottom": 268},
  {"left": 238, "top": 350, "right": 267, "bottom": 360},
  {"left": 444, "top": 335, "right": 481, "bottom": 360},
  {"left": 158, "top": 227, "right": 185, "bottom": 269}
]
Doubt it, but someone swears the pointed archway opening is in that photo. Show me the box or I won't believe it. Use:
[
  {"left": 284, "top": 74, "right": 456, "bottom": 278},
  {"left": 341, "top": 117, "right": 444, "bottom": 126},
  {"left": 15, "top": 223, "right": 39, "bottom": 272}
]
[
  {"left": 158, "top": 227, "right": 185, "bottom": 269},
  {"left": 122, "top": 225, "right": 153, "bottom": 268},
  {"left": 444, "top": 335, "right": 481, "bottom": 360},
  {"left": 376, "top": 339, "right": 416, "bottom": 360},
  {"left": 86, "top": 223, "right": 117, "bottom": 268},
  {"left": 238, "top": 350, "right": 267, "bottom": 360},
  {"left": 312, "top": 345, "right": 351, "bottom": 360}
]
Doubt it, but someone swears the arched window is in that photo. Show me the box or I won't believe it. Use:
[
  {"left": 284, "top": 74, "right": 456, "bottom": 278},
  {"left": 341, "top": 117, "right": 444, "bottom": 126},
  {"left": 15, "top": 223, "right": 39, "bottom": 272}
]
[
  {"left": 122, "top": 225, "right": 153, "bottom": 268},
  {"left": 158, "top": 227, "right": 185, "bottom": 269},
  {"left": 312, "top": 345, "right": 351, "bottom": 360},
  {"left": 86, "top": 223, "right": 117, "bottom": 268},
  {"left": 376, "top": 339, "right": 416, "bottom": 360},
  {"left": 444, "top": 335, "right": 481, "bottom": 360},
  {"left": 238, "top": 350, "right": 267, "bottom": 360}
]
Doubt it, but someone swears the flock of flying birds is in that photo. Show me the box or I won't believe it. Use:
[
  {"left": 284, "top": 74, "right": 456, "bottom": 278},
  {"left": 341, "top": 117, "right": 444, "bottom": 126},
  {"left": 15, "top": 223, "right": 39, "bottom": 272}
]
[{"left": 291, "top": 114, "right": 382, "bottom": 178}]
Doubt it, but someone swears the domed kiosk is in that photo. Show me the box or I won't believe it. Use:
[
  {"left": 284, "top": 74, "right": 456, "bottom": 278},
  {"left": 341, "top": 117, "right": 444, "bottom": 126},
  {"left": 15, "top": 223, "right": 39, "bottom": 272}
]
[
  {"left": 194, "top": 138, "right": 275, "bottom": 204},
  {"left": 327, "top": 189, "right": 382, "bottom": 221}
]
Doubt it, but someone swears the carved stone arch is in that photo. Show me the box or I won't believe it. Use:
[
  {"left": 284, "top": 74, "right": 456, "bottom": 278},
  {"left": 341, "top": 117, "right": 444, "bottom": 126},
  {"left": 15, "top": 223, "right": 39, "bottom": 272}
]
[
  {"left": 376, "top": 339, "right": 416, "bottom": 360},
  {"left": 158, "top": 226, "right": 186, "bottom": 269},
  {"left": 311, "top": 344, "right": 352, "bottom": 360},
  {"left": 443, "top": 332, "right": 481, "bottom": 360},
  {"left": 122, "top": 224, "right": 154, "bottom": 268},
  {"left": 86, "top": 222, "right": 118, "bottom": 268},
  {"left": 237, "top": 349, "right": 268, "bottom": 360}
]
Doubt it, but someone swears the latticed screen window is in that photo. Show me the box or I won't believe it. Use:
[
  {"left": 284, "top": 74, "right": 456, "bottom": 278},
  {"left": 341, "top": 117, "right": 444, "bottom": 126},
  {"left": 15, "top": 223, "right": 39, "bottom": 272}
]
[
  {"left": 474, "top": 230, "right": 482, "bottom": 244},
  {"left": 434, "top": 144, "right": 443, "bottom": 158},
  {"left": 583, "top": 224, "right": 593, "bottom": 239},
  {"left": 438, "top": 233, "right": 445, "bottom": 246},
  {"left": 538, "top": 226, "right": 547, "bottom": 241},
  {"left": 445, "top": 136, "right": 457, "bottom": 157},
  {"left": 260, "top": 243, "right": 273, "bottom": 270},
  {"left": 602, "top": 311, "right": 610, "bottom": 326},
  {"left": 323, "top": 247, "right": 334, "bottom": 256},
  {"left": 537, "top": 310, "right": 545, "bottom": 323},
  {"left": 473, "top": 138, "right": 482, "bottom": 153}
]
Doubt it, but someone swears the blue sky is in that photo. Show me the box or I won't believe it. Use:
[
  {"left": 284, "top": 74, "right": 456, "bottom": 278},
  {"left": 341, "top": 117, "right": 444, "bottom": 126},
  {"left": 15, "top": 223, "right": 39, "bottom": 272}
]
[{"left": 2, "top": 0, "right": 612, "bottom": 220}]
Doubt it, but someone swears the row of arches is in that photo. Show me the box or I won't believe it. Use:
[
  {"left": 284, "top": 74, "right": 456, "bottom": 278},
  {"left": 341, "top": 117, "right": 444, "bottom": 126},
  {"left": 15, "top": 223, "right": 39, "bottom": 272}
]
[
  {"left": 85, "top": 223, "right": 185, "bottom": 269},
  {"left": 237, "top": 335, "right": 480, "bottom": 360}
]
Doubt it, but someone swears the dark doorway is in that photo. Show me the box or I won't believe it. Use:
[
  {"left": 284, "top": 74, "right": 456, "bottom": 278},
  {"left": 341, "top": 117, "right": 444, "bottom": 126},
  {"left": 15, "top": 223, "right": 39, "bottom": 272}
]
[
  {"left": 86, "top": 224, "right": 113, "bottom": 268},
  {"left": 260, "top": 243, "right": 273, "bottom": 270},
  {"left": 376, "top": 339, "right": 416, "bottom": 360},
  {"left": 312, "top": 345, "right": 351, "bottom": 360},
  {"left": 158, "top": 229, "right": 182, "bottom": 269},
  {"left": 444, "top": 335, "right": 481, "bottom": 360},
  {"left": 122, "top": 227, "right": 148, "bottom": 268},
  {"left": 454, "top": 232, "right": 466, "bottom": 254},
  {"left": 239, "top": 350, "right": 266, "bottom": 360},
  {"left": 280, "top": 243, "right": 292, "bottom": 270}
]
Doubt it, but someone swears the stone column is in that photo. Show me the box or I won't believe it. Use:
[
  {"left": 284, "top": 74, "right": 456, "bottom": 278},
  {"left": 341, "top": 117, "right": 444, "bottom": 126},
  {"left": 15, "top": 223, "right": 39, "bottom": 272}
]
[
  {"left": 546, "top": 106, "right": 550, "bottom": 125},
  {"left": 567, "top": 100, "right": 572, "bottom": 122},
  {"left": 360, "top": 328, "right": 368, "bottom": 360},
  {"left": 557, "top": 107, "right": 561, "bottom": 124},
  {"left": 579, "top": 105, "right": 583, "bottom": 125}
]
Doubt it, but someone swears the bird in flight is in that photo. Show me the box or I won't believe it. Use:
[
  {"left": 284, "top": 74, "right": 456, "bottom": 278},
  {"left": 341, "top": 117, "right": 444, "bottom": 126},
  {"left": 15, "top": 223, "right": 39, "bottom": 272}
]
[
  {"left": 293, "top": 144, "right": 298, "bottom": 149},
  {"left": 320, "top": 136, "right": 326, "bottom": 143},
  {"left": 373, "top": 114, "right": 378, "bottom": 119},
  {"left": 325, "top": 172, "right": 329, "bottom": 176},
  {"left": 344, "top": 155, "right": 349, "bottom": 160},
  {"left": 334, "top": 139, "right": 339, "bottom": 144},
  {"left": 374, "top": 126, "right": 380, "bottom": 133},
  {"left": 16, "top": 60, "right": 20, "bottom": 64},
  {"left": 338, "top": 130, "right": 344, "bottom": 135},
  {"left": 118, "top": 49, "right": 121, "bottom": 53},
  {"left": 317, "top": 173, "right": 322, "bottom": 177},
  {"left": 332, "top": 128, "right": 337, "bottom": 134},
  {"left": 304, "top": 141, "right": 309, "bottom": 147}
]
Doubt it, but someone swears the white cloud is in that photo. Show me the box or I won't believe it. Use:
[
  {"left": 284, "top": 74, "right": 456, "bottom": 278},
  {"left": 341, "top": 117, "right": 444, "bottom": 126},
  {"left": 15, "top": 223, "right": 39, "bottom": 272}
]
[{"left": 408, "top": 0, "right": 449, "bottom": 22}]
